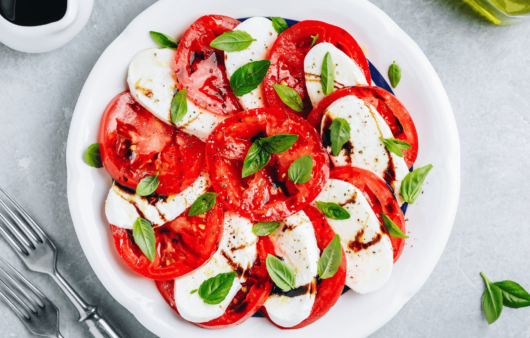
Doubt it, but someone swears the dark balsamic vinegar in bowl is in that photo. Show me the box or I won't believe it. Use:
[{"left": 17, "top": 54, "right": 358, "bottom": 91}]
[{"left": 0, "top": 0, "right": 67, "bottom": 26}]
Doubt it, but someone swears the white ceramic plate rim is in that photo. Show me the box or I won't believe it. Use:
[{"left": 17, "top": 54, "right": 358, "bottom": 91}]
[{"left": 66, "top": 1, "right": 460, "bottom": 337}]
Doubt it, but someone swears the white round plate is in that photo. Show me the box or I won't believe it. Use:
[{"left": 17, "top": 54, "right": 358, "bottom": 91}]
[{"left": 66, "top": 0, "right": 460, "bottom": 337}]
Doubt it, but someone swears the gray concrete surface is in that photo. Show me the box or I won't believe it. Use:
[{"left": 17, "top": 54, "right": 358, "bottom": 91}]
[{"left": 0, "top": 0, "right": 529, "bottom": 337}]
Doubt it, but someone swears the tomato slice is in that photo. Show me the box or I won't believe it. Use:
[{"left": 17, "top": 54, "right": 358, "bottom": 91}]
[
  {"left": 109, "top": 199, "right": 223, "bottom": 280},
  {"left": 99, "top": 91, "right": 205, "bottom": 196},
  {"left": 156, "top": 236, "right": 276, "bottom": 329},
  {"left": 260, "top": 205, "right": 347, "bottom": 329},
  {"left": 307, "top": 86, "right": 418, "bottom": 168},
  {"left": 263, "top": 20, "right": 370, "bottom": 117},
  {"left": 206, "top": 108, "right": 330, "bottom": 222},
  {"left": 175, "top": 15, "right": 242, "bottom": 116},
  {"left": 330, "top": 166, "right": 406, "bottom": 262}
]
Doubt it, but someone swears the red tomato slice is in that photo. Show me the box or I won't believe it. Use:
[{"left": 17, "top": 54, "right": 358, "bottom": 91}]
[
  {"left": 99, "top": 91, "right": 205, "bottom": 196},
  {"left": 206, "top": 108, "right": 330, "bottom": 222},
  {"left": 175, "top": 15, "right": 242, "bottom": 116},
  {"left": 263, "top": 20, "right": 370, "bottom": 117},
  {"left": 109, "top": 200, "right": 223, "bottom": 280},
  {"left": 330, "top": 166, "right": 406, "bottom": 262},
  {"left": 307, "top": 86, "right": 418, "bottom": 168},
  {"left": 260, "top": 205, "right": 347, "bottom": 329},
  {"left": 156, "top": 236, "right": 276, "bottom": 329}
]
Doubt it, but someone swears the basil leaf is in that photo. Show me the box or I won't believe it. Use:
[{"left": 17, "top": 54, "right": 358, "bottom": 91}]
[
  {"left": 381, "top": 213, "right": 409, "bottom": 238},
  {"left": 316, "top": 201, "right": 350, "bottom": 220},
  {"left": 317, "top": 234, "right": 342, "bottom": 279},
  {"left": 288, "top": 155, "right": 313, "bottom": 184},
  {"left": 401, "top": 164, "right": 433, "bottom": 204},
  {"left": 329, "top": 118, "right": 351, "bottom": 156},
  {"left": 149, "top": 31, "right": 179, "bottom": 49},
  {"left": 210, "top": 30, "right": 256, "bottom": 52},
  {"left": 310, "top": 34, "right": 319, "bottom": 47},
  {"left": 252, "top": 222, "right": 281, "bottom": 236},
  {"left": 242, "top": 141, "right": 271, "bottom": 178},
  {"left": 481, "top": 272, "right": 503, "bottom": 324},
  {"left": 270, "top": 17, "right": 289, "bottom": 34},
  {"left": 321, "top": 52, "right": 334, "bottom": 96},
  {"left": 189, "top": 192, "right": 219, "bottom": 216},
  {"left": 136, "top": 172, "right": 159, "bottom": 196},
  {"left": 266, "top": 254, "right": 295, "bottom": 292},
  {"left": 230, "top": 60, "right": 270, "bottom": 96},
  {"left": 132, "top": 218, "right": 156, "bottom": 262},
  {"left": 272, "top": 84, "right": 303, "bottom": 112},
  {"left": 198, "top": 272, "right": 236, "bottom": 305},
  {"left": 171, "top": 88, "right": 187, "bottom": 124},
  {"left": 388, "top": 61, "right": 401, "bottom": 89},
  {"left": 85, "top": 143, "right": 102, "bottom": 168},
  {"left": 190, "top": 289, "right": 198, "bottom": 294},
  {"left": 493, "top": 281, "right": 530, "bottom": 308},
  {"left": 260, "top": 134, "right": 299, "bottom": 154},
  {"left": 380, "top": 137, "right": 411, "bottom": 158}
]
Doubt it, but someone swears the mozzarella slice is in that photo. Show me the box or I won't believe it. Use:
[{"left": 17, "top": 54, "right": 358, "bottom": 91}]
[
  {"left": 315, "top": 179, "right": 393, "bottom": 294},
  {"left": 175, "top": 212, "right": 257, "bottom": 323},
  {"left": 127, "top": 48, "right": 224, "bottom": 142},
  {"left": 321, "top": 95, "right": 409, "bottom": 205},
  {"left": 105, "top": 171, "right": 210, "bottom": 229},
  {"left": 225, "top": 17, "right": 278, "bottom": 110},
  {"left": 304, "top": 42, "right": 368, "bottom": 107},
  {"left": 263, "top": 211, "right": 320, "bottom": 328}
]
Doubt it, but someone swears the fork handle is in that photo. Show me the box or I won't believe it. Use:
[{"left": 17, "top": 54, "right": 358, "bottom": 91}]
[{"left": 51, "top": 271, "right": 122, "bottom": 338}]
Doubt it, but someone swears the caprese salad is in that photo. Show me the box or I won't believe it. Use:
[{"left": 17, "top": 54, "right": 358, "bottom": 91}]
[{"left": 85, "top": 15, "right": 433, "bottom": 330}]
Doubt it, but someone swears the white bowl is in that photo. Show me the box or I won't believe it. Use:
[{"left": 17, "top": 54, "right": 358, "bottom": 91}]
[
  {"left": 0, "top": 0, "right": 94, "bottom": 53},
  {"left": 66, "top": 0, "right": 461, "bottom": 337}
]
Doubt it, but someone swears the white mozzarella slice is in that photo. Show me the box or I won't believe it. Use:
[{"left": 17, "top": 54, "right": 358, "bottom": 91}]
[
  {"left": 304, "top": 42, "right": 368, "bottom": 107},
  {"left": 127, "top": 48, "right": 224, "bottom": 142},
  {"left": 175, "top": 212, "right": 258, "bottom": 323},
  {"left": 263, "top": 211, "right": 320, "bottom": 328},
  {"left": 316, "top": 179, "right": 393, "bottom": 294},
  {"left": 321, "top": 95, "right": 409, "bottom": 205},
  {"left": 104, "top": 171, "right": 210, "bottom": 229},
  {"left": 225, "top": 17, "right": 278, "bottom": 110}
]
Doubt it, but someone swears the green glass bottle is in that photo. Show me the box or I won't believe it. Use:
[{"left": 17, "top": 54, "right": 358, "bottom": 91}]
[{"left": 465, "top": 0, "right": 530, "bottom": 24}]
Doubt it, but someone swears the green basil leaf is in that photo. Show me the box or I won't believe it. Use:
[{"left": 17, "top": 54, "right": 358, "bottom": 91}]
[
  {"left": 198, "top": 272, "right": 236, "bottom": 305},
  {"left": 321, "top": 52, "right": 334, "bottom": 96},
  {"left": 310, "top": 34, "right": 319, "bottom": 47},
  {"left": 132, "top": 218, "right": 156, "bottom": 262},
  {"left": 317, "top": 234, "right": 342, "bottom": 279},
  {"left": 401, "top": 164, "right": 433, "bottom": 204},
  {"left": 210, "top": 30, "right": 256, "bottom": 52},
  {"left": 188, "top": 192, "right": 219, "bottom": 216},
  {"left": 242, "top": 141, "right": 271, "bottom": 178},
  {"left": 481, "top": 272, "right": 503, "bottom": 324},
  {"left": 288, "top": 155, "right": 313, "bottom": 184},
  {"left": 272, "top": 84, "right": 303, "bottom": 112},
  {"left": 190, "top": 289, "right": 198, "bottom": 294},
  {"left": 388, "top": 61, "right": 401, "bottom": 89},
  {"left": 316, "top": 201, "right": 350, "bottom": 220},
  {"left": 136, "top": 172, "right": 159, "bottom": 196},
  {"left": 149, "top": 31, "right": 179, "bottom": 49},
  {"left": 171, "top": 88, "right": 188, "bottom": 124},
  {"left": 329, "top": 118, "right": 351, "bottom": 156},
  {"left": 260, "top": 134, "right": 299, "bottom": 154},
  {"left": 381, "top": 213, "right": 409, "bottom": 238},
  {"left": 493, "top": 281, "right": 530, "bottom": 308},
  {"left": 252, "top": 222, "right": 281, "bottom": 236},
  {"left": 230, "top": 60, "right": 271, "bottom": 96},
  {"left": 380, "top": 137, "right": 411, "bottom": 158},
  {"left": 270, "top": 17, "right": 289, "bottom": 34},
  {"left": 266, "top": 254, "right": 295, "bottom": 292},
  {"left": 85, "top": 143, "right": 102, "bottom": 168}
]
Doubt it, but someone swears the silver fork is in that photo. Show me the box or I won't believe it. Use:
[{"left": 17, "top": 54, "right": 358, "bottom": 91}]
[
  {"left": 0, "top": 187, "right": 121, "bottom": 338},
  {"left": 0, "top": 258, "right": 62, "bottom": 337}
]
